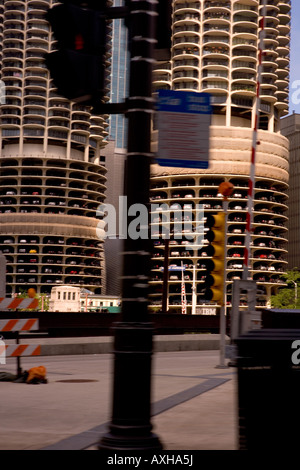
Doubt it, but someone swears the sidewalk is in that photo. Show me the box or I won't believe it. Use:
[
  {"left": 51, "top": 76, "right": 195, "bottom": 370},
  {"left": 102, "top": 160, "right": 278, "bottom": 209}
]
[{"left": 0, "top": 349, "right": 238, "bottom": 451}]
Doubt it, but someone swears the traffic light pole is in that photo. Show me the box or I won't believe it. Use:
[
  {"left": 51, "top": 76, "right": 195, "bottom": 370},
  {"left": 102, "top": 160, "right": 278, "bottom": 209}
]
[
  {"left": 216, "top": 182, "right": 233, "bottom": 368},
  {"left": 162, "top": 238, "right": 170, "bottom": 313},
  {"left": 99, "top": 0, "right": 163, "bottom": 452},
  {"left": 217, "top": 196, "right": 228, "bottom": 369}
]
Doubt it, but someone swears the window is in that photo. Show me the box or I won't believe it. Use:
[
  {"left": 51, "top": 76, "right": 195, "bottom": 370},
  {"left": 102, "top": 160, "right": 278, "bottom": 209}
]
[
  {"left": 58, "top": 292, "right": 60, "bottom": 300},
  {"left": 63, "top": 292, "right": 66, "bottom": 300},
  {"left": 68, "top": 292, "right": 71, "bottom": 300},
  {"left": 72, "top": 293, "right": 76, "bottom": 300}
]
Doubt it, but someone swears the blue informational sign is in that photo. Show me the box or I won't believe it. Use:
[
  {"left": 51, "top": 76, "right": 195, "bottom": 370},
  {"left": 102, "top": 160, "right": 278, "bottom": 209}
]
[
  {"left": 156, "top": 90, "right": 212, "bottom": 169},
  {"left": 160, "top": 266, "right": 186, "bottom": 271}
]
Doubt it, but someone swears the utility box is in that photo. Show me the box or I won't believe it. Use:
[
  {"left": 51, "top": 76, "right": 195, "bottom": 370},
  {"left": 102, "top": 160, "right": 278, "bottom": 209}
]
[
  {"left": 236, "top": 329, "right": 300, "bottom": 450},
  {"left": 231, "top": 280, "right": 258, "bottom": 340}
]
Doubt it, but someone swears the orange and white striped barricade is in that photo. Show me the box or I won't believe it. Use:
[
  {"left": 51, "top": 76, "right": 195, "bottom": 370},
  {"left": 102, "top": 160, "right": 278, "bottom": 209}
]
[
  {"left": 0, "top": 318, "right": 39, "bottom": 332},
  {"left": 0, "top": 297, "right": 39, "bottom": 310},
  {"left": 0, "top": 318, "right": 40, "bottom": 375},
  {"left": 5, "top": 344, "right": 41, "bottom": 357}
]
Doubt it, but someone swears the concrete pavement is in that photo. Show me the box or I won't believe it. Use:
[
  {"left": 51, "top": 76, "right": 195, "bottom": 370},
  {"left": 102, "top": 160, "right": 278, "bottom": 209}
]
[{"left": 0, "top": 348, "right": 238, "bottom": 451}]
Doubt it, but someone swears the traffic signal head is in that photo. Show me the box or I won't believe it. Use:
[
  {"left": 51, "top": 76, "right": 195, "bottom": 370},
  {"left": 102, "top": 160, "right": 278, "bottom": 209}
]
[
  {"left": 204, "top": 258, "right": 224, "bottom": 302},
  {"left": 45, "top": 2, "right": 108, "bottom": 105},
  {"left": 204, "top": 213, "right": 226, "bottom": 303},
  {"left": 204, "top": 273, "right": 223, "bottom": 302},
  {"left": 206, "top": 213, "right": 225, "bottom": 244},
  {"left": 46, "top": 49, "right": 105, "bottom": 104},
  {"left": 46, "top": 3, "right": 106, "bottom": 53}
]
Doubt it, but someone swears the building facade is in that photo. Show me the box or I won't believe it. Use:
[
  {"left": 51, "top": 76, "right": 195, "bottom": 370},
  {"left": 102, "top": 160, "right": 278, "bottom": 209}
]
[
  {"left": 109, "top": 0, "right": 129, "bottom": 150},
  {"left": 281, "top": 112, "right": 300, "bottom": 269},
  {"left": 49, "top": 285, "right": 120, "bottom": 312},
  {"left": 149, "top": 0, "right": 291, "bottom": 313},
  {"left": 0, "top": 0, "right": 110, "bottom": 295},
  {"left": 103, "top": 0, "right": 128, "bottom": 296},
  {"left": 49, "top": 285, "right": 81, "bottom": 312}
]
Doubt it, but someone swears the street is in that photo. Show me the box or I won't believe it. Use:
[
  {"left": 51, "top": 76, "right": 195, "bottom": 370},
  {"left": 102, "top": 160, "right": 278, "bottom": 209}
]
[{"left": 0, "top": 351, "right": 237, "bottom": 450}]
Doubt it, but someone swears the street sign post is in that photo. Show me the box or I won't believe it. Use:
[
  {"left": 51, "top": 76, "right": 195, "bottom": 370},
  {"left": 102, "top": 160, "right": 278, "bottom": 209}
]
[
  {"left": 99, "top": 0, "right": 163, "bottom": 452},
  {"left": 156, "top": 89, "right": 211, "bottom": 169}
]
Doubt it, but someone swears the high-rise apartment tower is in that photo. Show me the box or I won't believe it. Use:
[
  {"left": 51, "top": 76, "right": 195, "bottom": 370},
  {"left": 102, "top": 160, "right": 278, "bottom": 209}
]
[
  {"left": 281, "top": 112, "right": 300, "bottom": 270},
  {"left": 0, "top": 0, "right": 111, "bottom": 295},
  {"left": 150, "top": 0, "right": 291, "bottom": 312}
]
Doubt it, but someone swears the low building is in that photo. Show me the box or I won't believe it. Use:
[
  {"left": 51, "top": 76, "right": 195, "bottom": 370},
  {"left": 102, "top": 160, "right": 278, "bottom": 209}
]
[
  {"left": 49, "top": 285, "right": 81, "bottom": 312},
  {"left": 49, "top": 285, "right": 121, "bottom": 313},
  {"left": 80, "top": 292, "right": 121, "bottom": 313}
]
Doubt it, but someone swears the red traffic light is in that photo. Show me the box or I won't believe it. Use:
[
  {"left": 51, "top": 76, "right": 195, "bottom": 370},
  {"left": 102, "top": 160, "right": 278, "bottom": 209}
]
[
  {"left": 45, "top": 2, "right": 108, "bottom": 105},
  {"left": 75, "top": 34, "right": 84, "bottom": 50},
  {"left": 46, "top": 3, "right": 106, "bottom": 53}
]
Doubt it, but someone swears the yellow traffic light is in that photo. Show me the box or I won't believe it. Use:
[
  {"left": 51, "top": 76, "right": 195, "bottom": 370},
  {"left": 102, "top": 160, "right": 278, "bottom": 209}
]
[{"left": 204, "top": 213, "right": 225, "bottom": 302}]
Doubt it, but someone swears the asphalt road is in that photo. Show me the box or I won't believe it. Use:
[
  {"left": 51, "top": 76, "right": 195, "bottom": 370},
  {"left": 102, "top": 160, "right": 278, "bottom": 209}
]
[{"left": 0, "top": 351, "right": 237, "bottom": 451}]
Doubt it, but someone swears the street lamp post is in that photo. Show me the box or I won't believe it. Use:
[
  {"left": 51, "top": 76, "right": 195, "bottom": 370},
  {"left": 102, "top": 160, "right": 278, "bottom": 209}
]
[{"left": 98, "top": 0, "right": 163, "bottom": 452}]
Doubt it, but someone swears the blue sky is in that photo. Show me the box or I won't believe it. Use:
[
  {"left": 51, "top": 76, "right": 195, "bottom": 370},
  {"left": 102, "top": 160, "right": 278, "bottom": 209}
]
[{"left": 289, "top": 0, "right": 300, "bottom": 114}]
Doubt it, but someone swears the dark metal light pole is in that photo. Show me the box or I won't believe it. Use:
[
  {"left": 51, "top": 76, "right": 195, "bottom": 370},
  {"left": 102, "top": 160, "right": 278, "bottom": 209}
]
[{"left": 99, "top": 0, "right": 163, "bottom": 451}]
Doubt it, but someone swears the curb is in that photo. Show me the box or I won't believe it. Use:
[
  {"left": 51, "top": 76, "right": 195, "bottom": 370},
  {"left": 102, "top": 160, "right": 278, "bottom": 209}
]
[{"left": 36, "top": 334, "right": 229, "bottom": 356}]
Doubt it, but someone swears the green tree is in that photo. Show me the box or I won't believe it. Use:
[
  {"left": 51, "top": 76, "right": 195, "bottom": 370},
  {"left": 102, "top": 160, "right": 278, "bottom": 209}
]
[
  {"left": 271, "top": 268, "right": 300, "bottom": 309},
  {"left": 38, "top": 294, "right": 49, "bottom": 312},
  {"left": 16, "top": 289, "right": 49, "bottom": 311}
]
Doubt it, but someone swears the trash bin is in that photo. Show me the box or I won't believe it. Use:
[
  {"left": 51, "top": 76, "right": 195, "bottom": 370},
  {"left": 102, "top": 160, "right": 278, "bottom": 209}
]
[{"left": 235, "top": 329, "right": 300, "bottom": 450}]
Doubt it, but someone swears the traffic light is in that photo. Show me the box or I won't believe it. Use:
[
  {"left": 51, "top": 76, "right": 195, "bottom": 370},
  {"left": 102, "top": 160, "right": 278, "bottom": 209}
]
[
  {"left": 45, "top": 1, "right": 108, "bottom": 106},
  {"left": 204, "top": 213, "right": 226, "bottom": 303}
]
